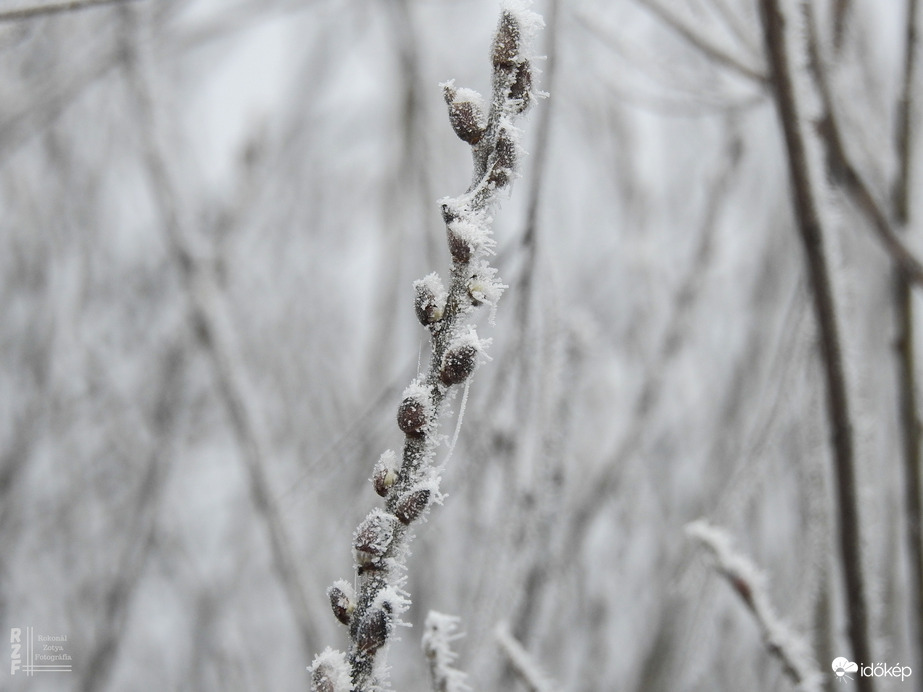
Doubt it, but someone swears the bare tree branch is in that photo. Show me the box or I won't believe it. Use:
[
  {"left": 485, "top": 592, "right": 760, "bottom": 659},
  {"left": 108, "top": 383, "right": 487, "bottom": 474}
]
[
  {"left": 758, "top": 2, "right": 875, "bottom": 688},
  {"left": 686, "top": 521, "right": 822, "bottom": 691},
  {"left": 891, "top": 0, "right": 923, "bottom": 679},
  {"left": 0, "top": 0, "right": 138, "bottom": 23},
  {"left": 803, "top": 5, "right": 923, "bottom": 289},
  {"left": 631, "top": 0, "right": 768, "bottom": 84},
  {"left": 495, "top": 621, "right": 557, "bottom": 692}
]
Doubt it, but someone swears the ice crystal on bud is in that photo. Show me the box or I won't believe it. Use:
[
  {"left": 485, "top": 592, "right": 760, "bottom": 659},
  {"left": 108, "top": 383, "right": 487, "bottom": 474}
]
[
  {"left": 446, "top": 214, "right": 495, "bottom": 265},
  {"left": 372, "top": 449, "right": 400, "bottom": 497},
  {"left": 413, "top": 273, "right": 447, "bottom": 326},
  {"left": 467, "top": 261, "right": 505, "bottom": 309},
  {"left": 309, "top": 648, "right": 351, "bottom": 692}
]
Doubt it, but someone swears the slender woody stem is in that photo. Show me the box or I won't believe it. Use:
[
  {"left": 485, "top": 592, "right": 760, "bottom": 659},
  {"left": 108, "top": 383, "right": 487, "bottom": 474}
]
[
  {"left": 312, "top": 7, "right": 543, "bottom": 691},
  {"left": 757, "top": 3, "right": 874, "bottom": 690}
]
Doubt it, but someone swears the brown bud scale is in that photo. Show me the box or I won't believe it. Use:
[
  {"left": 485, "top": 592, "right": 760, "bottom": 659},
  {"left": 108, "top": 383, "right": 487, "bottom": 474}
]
[
  {"left": 354, "top": 510, "right": 396, "bottom": 566},
  {"left": 440, "top": 345, "right": 478, "bottom": 386},
  {"left": 493, "top": 11, "right": 521, "bottom": 70},
  {"left": 373, "top": 466, "right": 397, "bottom": 497},
  {"left": 397, "top": 397, "right": 428, "bottom": 436},
  {"left": 510, "top": 61, "right": 532, "bottom": 112},
  {"left": 356, "top": 606, "right": 391, "bottom": 655},
  {"left": 394, "top": 488, "right": 431, "bottom": 525},
  {"left": 328, "top": 585, "right": 353, "bottom": 626},
  {"left": 447, "top": 227, "right": 472, "bottom": 264}
]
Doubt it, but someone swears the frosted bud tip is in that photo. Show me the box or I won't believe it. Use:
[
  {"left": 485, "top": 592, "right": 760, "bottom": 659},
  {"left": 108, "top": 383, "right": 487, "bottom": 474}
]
[{"left": 327, "top": 579, "right": 356, "bottom": 626}]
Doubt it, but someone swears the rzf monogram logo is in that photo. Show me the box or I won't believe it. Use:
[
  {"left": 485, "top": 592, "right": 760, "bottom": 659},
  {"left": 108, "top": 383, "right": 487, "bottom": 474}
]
[
  {"left": 9, "top": 628, "right": 20, "bottom": 675},
  {"left": 9, "top": 627, "right": 72, "bottom": 675}
]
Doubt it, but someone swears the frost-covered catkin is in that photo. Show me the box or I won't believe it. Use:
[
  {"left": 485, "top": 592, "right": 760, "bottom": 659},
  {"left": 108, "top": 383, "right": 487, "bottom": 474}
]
[
  {"left": 313, "top": 4, "right": 542, "bottom": 689},
  {"left": 310, "top": 648, "right": 351, "bottom": 692}
]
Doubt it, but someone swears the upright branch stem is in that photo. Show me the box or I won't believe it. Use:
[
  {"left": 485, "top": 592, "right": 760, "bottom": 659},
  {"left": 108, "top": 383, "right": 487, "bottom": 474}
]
[
  {"left": 311, "top": 7, "right": 543, "bottom": 691},
  {"left": 757, "top": 2, "right": 874, "bottom": 689},
  {"left": 893, "top": 0, "right": 923, "bottom": 680}
]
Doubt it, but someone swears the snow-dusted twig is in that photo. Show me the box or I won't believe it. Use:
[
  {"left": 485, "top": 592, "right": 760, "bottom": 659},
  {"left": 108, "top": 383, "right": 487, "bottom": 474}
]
[
  {"left": 686, "top": 521, "right": 822, "bottom": 691},
  {"left": 757, "top": 2, "right": 875, "bottom": 688},
  {"left": 801, "top": 4, "right": 923, "bottom": 289},
  {"left": 494, "top": 621, "right": 557, "bottom": 692},
  {"left": 310, "top": 4, "right": 543, "bottom": 690},
  {"left": 631, "top": 0, "right": 767, "bottom": 84},
  {"left": 890, "top": 0, "right": 923, "bottom": 677},
  {"left": 0, "top": 0, "right": 137, "bottom": 23},
  {"left": 422, "top": 611, "right": 469, "bottom": 692}
]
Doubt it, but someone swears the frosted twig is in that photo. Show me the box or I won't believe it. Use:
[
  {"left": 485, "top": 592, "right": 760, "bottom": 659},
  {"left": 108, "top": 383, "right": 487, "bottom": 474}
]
[
  {"left": 0, "top": 0, "right": 138, "bottom": 23},
  {"left": 312, "top": 5, "right": 543, "bottom": 690},
  {"left": 631, "top": 0, "right": 767, "bottom": 84},
  {"left": 890, "top": 0, "right": 923, "bottom": 677},
  {"left": 686, "top": 521, "right": 822, "bottom": 691},
  {"left": 495, "top": 621, "right": 557, "bottom": 692},
  {"left": 802, "top": 3, "right": 923, "bottom": 289},
  {"left": 758, "top": 2, "right": 875, "bottom": 687},
  {"left": 422, "top": 611, "right": 469, "bottom": 692}
]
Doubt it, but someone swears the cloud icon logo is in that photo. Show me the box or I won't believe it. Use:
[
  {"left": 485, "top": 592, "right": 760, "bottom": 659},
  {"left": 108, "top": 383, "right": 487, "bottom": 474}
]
[{"left": 832, "top": 657, "right": 859, "bottom": 681}]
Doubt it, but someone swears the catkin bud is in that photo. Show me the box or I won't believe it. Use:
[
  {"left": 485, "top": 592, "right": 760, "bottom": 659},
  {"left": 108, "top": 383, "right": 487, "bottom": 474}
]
[
  {"left": 393, "top": 487, "right": 432, "bottom": 525},
  {"left": 495, "top": 131, "right": 516, "bottom": 169},
  {"left": 327, "top": 580, "right": 356, "bottom": 626},
  {"left": 447, "top": 226, "right": 472, "bottom": 264},
  {"left": 310, "top": 649, "right": 350, "bottom": 692},
  {"left": 356, "top": 603, "right": 392, "bottom": 655},
  {"left": 493, "top": 10, "right": 521, "bottom": 70},
  {"left": 413, "top": 274, "right": 446, "bottom": 326},
  {"left": 443, "top": 83, "right": 487, "bottom": 146},
  {"left": 353, "top": 509, "right": 397, "bottom": 570},
  {"left": 488, "top": 131, "right": 517, "bottom": 188},
  {"left": 509, "top": 61, "right": 532, "bottom": 112},
  {"left": 397, "top": 396, "right": 428, "bottom": 436},
  {"left": 372, "top": 450, "right": 399, "bottom": 497},
  {"left": 440, "top": 344, "right": 478, "bottom": 386}
]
